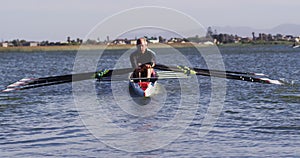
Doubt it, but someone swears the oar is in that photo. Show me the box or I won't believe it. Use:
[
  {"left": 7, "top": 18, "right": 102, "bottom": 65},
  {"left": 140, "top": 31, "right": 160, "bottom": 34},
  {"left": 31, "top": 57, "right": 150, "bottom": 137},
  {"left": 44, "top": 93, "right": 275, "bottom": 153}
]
[
  {"left": 155, "top": 64, "right": 266, "bottom": 76},
  {"left": 154, "top": 64, "right": 284, "bottom": 85},
  {"left": 4, "top": 80, "right": 73, "bottom": 92},
  {"left": 2, "top": 68, "right": 134, "bottom": 92}
]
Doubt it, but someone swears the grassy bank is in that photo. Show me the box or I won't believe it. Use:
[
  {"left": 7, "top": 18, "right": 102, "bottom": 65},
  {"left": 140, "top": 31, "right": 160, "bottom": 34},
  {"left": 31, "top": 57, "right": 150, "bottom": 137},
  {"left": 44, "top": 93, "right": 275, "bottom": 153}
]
[
  {"left": 0, "top": 43, "right": 214, "bottom": 52},
  {"left": 0, "top": 42, "right": 295, "bottom": 52},
  {"left": 0, "top": 45, "right": 112, "bottom": 52}
]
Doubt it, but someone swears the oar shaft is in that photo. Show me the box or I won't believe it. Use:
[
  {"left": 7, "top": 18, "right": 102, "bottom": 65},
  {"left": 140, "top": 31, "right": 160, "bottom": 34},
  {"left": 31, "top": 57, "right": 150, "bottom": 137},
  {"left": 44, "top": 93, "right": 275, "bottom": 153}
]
[
  {"left": 2, "top": 67, "right": 135, "bottom": 92},
  {"left": 19, "top": 80, "right": 72, "bottom": 90},
  {"left": 193, "top": 67, "right": 265, "bottom": 76},
  {"left": 154, "top": 64, "right": 283, "bottom": 85},
  {"left": 18, "top": 68, "right": 134, "bottom": 86},
  {"left": 155, "top": 64, "right": 265, "bottom": 76}
]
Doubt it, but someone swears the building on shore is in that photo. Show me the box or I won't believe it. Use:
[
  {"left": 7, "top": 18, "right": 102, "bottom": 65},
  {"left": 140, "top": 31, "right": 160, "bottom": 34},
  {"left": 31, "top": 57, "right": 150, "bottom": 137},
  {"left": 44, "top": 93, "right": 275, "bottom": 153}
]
[
  {"left": 148, "top": 37, "right": 159, "bottom": 44},
  {"left": 129, "top": 39, "right": 137, "bottom": 45},
  {"left": 111, "top": 39, "right": 127, "bottom": 45},
  {"left": 23, "top": 41, "right": 39, "bottom": 47},
  {"left": 0, "top": 42, "right": 8, "bottom": 47}
]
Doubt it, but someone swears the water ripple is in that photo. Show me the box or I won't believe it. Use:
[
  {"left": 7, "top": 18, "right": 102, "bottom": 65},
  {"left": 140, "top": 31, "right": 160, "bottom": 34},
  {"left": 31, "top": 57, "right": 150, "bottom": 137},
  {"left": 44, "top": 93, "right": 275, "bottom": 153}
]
[{"left": 1, "top": 47, "right": 300, "bottom": 157}]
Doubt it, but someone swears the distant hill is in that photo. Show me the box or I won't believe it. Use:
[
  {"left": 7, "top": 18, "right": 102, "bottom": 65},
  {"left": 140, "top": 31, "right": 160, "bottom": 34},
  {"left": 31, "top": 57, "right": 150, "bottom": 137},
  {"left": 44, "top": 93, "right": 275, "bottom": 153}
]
[{"left": 212, "top": 24, "right": 300, "bottom": 37}]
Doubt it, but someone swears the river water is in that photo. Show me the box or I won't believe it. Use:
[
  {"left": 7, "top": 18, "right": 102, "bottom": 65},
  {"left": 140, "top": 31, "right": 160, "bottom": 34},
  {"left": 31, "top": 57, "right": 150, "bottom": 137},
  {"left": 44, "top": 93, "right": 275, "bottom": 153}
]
[{"left": 0, "top": 45, "right": 299, "bottom": 157}]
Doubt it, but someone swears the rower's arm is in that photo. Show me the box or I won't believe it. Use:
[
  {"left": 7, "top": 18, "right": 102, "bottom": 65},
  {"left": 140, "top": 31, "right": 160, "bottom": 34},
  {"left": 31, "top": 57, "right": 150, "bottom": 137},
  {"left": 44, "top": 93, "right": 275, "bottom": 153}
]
[
  {"left": 150, "top": 50, "right": 157, "bottom": 67},
  {"left": 130, "top": 53, "right": 138, "bottom": 68}
]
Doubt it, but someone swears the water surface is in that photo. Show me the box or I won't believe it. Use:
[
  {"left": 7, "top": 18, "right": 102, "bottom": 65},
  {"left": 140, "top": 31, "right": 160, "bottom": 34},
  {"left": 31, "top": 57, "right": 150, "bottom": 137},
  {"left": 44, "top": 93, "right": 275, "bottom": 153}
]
[{"left": 0, "top": 45, "right": 299, "bottom": 157}]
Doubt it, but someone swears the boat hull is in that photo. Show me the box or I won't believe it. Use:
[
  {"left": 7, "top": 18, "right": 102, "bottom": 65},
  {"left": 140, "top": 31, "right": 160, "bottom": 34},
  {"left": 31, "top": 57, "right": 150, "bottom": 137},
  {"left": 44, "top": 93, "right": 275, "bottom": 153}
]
[{"left": 129, "top": 81, "right": 156, "bottom": 97}]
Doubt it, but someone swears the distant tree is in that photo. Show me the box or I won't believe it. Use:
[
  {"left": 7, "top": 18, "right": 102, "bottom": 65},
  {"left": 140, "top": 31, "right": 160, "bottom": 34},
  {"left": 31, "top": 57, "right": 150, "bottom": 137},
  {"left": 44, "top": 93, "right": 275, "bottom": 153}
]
[
  {"left": 217, "top": 34, "right": 223, "bottom": 43},
  {"left": 67, "top": 36, "right": 71, "bottom": 43},
  {"left": 214, "top": 29, "right": 218, "bottom": 35},
  {"left": 258, "top": 33, "right": 262, "bottom": 40},
  {"left": 19, "top": 39, "right": 27, "bottom": 46},
  {"left": 275, "top": 34, "right": 283, "bottom": 41},
  {"left": 85, "top": 39, "right": 97, "bottom": 45},
  {"left": 70, "top": 40, "right": 76, "bottom": 45},
  {"left": 267, "top": 34, "right": 273, "bottom": 41},
  {"left": 206, "top": 27, "right": 213, "bottom": 38},
  {"left": 40, "top": 41, "right": 49, "bottom": 46},
  {"left": 182, "top": 38, "right": 189, "bottom": 42},
  {"left": 252, "top": 32, "right": 255, "bottom": 41},
  {"left": 150, "top": 36, "right": 157, "bottom": 40},
  {"left": 20, "top": 39, "right": 26, "bottom": 43},
  {"left": 12, "top": 39, "right": 20, "bottom": 46},
  {"left": 158, "top": 36, "right": 165, "bottom": 43},
  {"left": 76, "top": 38, "right": 83, "bottom": 44},
  {"left": 187, "top": 35, "right": 201, "bottom": 43},
  {"left": 124, "top": 38, "right": 129, "bottom": 44}
]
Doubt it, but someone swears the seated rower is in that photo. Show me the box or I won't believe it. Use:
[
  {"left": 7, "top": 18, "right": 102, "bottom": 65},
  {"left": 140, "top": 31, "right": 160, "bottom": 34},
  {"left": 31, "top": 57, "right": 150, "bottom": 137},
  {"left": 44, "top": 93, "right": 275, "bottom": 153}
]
[
  {"left": 130, "top": 37, "right": 157, "bottom": 81},
  {"left": 131, "top": 64, "right": 157, "bottom": 83}
]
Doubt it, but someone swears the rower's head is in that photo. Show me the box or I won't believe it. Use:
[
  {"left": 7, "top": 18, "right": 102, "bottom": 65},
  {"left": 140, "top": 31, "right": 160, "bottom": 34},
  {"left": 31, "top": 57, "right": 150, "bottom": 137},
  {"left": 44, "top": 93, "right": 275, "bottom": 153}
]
[{"left": 136, "top": 38, "right": 147, "bottom": 54}]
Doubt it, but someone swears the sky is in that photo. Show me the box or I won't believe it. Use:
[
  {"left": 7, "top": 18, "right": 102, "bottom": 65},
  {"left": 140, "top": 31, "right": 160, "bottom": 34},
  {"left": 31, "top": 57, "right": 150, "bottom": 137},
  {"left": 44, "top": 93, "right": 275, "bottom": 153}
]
[{"left": 1, "top": 0, "right": 300, "bottom": 41}]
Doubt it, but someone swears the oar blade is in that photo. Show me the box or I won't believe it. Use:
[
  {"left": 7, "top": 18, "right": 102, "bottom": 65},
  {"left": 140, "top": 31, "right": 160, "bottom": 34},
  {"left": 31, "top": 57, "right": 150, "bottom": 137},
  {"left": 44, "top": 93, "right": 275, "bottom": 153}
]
[{"left": 259, "top": 78, "right": 284, "bottom": 85}]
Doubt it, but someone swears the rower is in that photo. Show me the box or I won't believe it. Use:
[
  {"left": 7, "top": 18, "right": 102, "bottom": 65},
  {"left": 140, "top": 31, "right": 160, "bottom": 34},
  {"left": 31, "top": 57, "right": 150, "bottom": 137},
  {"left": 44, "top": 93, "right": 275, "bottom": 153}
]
[
  {"left": 130, "top": 38, "right": 157, "bottom": 81},
  {"left": 131, "top": 64, "right": 149, "bottom": 82}
]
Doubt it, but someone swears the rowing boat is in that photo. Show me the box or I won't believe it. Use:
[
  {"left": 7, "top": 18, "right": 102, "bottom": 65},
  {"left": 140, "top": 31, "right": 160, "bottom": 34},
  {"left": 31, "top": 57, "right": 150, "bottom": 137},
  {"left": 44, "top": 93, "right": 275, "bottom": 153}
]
[
  {"left": 128, "top": 71, "right": 158, "bottom": 97},
  {"left": 127, "top": 70, "right": 190, "bottom": 97},
  {"left": 129, "top": 80, "right": 157, "bottom": 97}
]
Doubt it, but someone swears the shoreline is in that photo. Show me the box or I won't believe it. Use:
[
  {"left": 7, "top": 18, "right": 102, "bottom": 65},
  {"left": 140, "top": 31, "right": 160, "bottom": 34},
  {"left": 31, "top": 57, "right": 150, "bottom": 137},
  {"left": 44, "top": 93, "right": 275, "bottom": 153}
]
[
  {"left": 0, "top": 43, "right": 204, "bottom": 52},
  {"left": 0, "top": 42, "right": 294, "bottom": 52}
]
